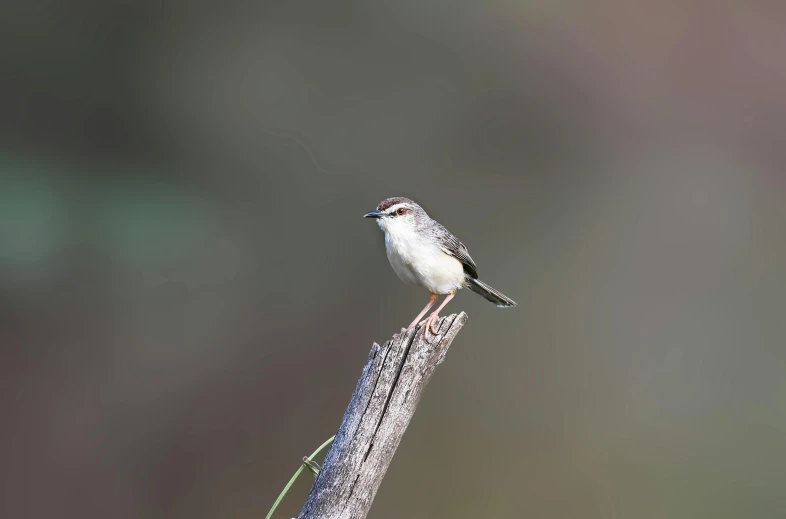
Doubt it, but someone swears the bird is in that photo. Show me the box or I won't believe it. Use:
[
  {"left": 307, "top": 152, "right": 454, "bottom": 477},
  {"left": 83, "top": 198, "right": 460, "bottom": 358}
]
[{"left": 364, "top": 197, "right": 516, "bottom": 335}]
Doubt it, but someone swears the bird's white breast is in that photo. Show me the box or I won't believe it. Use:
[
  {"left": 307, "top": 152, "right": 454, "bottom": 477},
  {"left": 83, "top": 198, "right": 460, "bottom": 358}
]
[{"left": 382, "top": 225, "right": 465, "bottom": 295}]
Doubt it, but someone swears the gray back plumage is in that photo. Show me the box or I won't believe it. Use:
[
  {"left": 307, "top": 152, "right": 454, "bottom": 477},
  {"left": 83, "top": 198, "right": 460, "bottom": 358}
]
[{"left": 428, "top": 223, "right": 478, "bottom": 279}]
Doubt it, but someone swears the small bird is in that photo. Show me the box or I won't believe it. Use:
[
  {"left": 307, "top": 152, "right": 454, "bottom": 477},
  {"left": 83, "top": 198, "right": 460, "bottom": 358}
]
[{"left": 364, "top": 197, "right": 516, "bottom": 335}]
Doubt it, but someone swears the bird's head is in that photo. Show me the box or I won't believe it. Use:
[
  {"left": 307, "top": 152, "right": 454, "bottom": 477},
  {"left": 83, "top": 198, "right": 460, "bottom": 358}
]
[{"left": 364, "top": 197, "right": 428, "bottom": 234}]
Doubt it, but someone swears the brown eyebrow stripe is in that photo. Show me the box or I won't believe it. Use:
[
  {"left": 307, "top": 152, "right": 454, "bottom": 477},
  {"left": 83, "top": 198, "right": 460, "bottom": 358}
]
[{"left": 377, "top": 197, "right": 414, "bottom": 211}]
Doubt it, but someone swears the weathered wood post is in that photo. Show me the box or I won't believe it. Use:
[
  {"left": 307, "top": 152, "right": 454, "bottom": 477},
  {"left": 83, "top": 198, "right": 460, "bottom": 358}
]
[{"left": 297, "top": 312, "right": 468, "bottom": 519}]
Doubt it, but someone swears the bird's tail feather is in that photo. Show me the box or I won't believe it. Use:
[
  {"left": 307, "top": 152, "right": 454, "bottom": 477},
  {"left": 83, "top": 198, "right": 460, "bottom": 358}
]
[{"left": 467, "top": 278, "right": 517, "bottom": 307}]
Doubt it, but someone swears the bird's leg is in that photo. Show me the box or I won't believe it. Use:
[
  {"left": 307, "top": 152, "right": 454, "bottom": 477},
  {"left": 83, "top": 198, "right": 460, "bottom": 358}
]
[
  {"left": 406, "top": 293, "right": 438, "bottom": 331},
  {"left": 419, "top": 291, "right": 456, "bottom": 335}
]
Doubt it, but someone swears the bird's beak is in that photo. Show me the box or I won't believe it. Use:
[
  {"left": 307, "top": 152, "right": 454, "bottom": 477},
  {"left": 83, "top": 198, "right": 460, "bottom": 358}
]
[{"left": 363, "top": 209, "right": 382, "bottom": 219}]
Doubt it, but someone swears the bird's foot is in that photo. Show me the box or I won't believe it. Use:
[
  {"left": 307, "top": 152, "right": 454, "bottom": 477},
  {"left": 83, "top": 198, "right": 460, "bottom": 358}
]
[{"left": 418, "top": 313, "right": 440, "bottom": 336}]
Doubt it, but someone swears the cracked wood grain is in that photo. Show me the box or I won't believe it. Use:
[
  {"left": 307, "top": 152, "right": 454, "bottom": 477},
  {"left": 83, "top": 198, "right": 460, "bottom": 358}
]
[{"left": 296, "top": 312, "right": 468, "bottom": 519}]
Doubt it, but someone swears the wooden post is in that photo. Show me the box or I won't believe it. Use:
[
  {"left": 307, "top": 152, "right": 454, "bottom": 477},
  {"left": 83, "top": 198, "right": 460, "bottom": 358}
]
[{"left": 297, "top": 312, "right": 468, "bottom": 519}]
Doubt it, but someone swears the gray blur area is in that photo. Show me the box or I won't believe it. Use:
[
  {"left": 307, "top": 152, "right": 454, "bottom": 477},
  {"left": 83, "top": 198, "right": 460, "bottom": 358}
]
[{"left": 2, "top": 1, "right": 786, "bottom": 518}]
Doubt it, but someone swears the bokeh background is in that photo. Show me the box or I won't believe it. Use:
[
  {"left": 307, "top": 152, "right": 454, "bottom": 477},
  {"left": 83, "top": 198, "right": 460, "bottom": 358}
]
[{"left": 2, "top": 1, "right": 786, "bottom": 518}]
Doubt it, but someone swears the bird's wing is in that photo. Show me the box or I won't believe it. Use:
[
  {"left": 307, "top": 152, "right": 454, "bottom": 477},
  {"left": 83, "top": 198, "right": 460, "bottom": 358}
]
[{"left": 435, "top": 225, "right": 478, "bottom": 279}]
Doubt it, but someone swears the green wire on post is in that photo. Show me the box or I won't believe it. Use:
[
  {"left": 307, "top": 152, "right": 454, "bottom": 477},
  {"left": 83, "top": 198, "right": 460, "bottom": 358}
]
[{"left": 264, "top": 435, "right": 336, "bottom": 519}]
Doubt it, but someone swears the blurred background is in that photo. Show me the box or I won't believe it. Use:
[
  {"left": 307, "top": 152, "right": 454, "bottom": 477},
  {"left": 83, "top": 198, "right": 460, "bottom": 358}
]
[{"left": 1, "top": 1, "right": 785, "bottom": 518}]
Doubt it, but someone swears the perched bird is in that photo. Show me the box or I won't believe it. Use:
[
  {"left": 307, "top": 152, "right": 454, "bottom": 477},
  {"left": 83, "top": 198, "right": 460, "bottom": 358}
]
[{"left": 364, "top": 197, "right": 516, "bottom": 335}]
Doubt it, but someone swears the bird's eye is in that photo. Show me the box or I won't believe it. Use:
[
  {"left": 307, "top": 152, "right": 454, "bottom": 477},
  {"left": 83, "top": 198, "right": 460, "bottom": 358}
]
[{"left": 396, "top": 208, "right": 406, "bottom": 216}]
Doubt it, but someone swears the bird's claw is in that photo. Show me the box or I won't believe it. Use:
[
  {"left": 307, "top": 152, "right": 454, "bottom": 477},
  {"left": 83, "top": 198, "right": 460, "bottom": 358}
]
[{"left": 418, "top": 314, "right": 440, "bottom": 337}]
